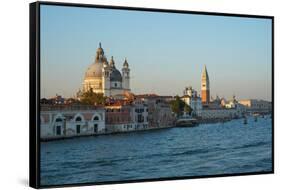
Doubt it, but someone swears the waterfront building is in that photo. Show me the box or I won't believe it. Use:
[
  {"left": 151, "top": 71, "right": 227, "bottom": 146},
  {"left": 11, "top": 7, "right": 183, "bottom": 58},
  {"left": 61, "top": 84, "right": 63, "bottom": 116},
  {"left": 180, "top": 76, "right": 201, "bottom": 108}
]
[
  {"left": 105, "top": 104, "right": 134, "bottom": 132},
  {"left": 204, "top": 95, "right": 224, "bottom": 109},
  {"left": 238, "top": 99, "right": 272, "bottom": 113},
  {"left": 82, "top": 43, "right": 130, "bottom": 97},
  {"left": 201, "top": 65, "right": 210, "bottom": 104},
  {"left": 181, "top": 86, "right": 202, "bottom": 117},
  {"left": 132, "top": 99, "right": 149, "bottom": 129},
  {"left": 200, "top": 95, "right": 246, "bottom": 120},
  {"left": 224, "top": 95, "right": 238, "bottom": 109},
  {"left": 140, "top": 95, "right": 176, "bottom": 128},
  {"left": 105, "top": 99, "right": 148, "bottom": 132},
  {"left": 200, "top": 107, "right": 242, "bottom": 120},
  {"left": 40, "top": 105, "right": 105, "bottom": 140}
]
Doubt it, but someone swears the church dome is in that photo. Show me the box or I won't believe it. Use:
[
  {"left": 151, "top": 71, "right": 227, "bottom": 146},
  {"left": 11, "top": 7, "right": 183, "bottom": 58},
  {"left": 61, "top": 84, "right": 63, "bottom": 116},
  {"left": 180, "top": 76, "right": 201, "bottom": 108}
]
[
  {"left": 110, "top": 68, "right": 122, "bottom": 82},
  {"left": 84, "top": 62, "right": 103, "bottom": 78},
  {"left": 84, "top": 43, "right": 106, "bottom": 79}
]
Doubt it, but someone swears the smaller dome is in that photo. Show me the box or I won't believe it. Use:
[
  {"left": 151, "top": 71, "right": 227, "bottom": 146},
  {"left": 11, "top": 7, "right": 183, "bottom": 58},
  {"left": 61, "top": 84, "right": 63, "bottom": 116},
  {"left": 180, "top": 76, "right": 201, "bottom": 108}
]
[{"left": 110, "top": 68, "right": 122, "bottom": 82}]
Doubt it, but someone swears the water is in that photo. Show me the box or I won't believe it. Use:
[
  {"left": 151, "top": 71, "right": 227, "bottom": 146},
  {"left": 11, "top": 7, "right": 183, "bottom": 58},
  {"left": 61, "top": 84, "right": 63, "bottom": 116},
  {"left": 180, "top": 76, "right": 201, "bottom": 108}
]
[{"left": 40, "top": 116, "right": 272, "bottom": 186}]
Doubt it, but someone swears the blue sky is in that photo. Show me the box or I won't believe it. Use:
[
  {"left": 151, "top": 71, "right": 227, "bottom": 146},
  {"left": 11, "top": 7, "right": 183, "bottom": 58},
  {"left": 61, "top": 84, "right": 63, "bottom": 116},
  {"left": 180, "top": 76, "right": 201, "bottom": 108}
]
[{"left": 40, "top": 5, "right": 272, "bottom": 101}]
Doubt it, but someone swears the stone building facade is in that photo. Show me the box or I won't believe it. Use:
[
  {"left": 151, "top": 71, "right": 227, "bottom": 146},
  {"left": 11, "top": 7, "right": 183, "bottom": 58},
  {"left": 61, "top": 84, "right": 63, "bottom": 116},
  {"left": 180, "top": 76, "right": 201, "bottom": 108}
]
[
  {"left": 105, "top": 100, "right": 149, "bottom": 133},
  {"left": 238, "top": 99, "right": 272, "bottom": 113},
  {"left": 40, "top": 105, "right": 105, "bottom": 140},
  {"left": 181, "top": 86, "right": 203, "bottom": 117},
  {"left": 81, "top": 43, "right": 130, "bottom": 97}
]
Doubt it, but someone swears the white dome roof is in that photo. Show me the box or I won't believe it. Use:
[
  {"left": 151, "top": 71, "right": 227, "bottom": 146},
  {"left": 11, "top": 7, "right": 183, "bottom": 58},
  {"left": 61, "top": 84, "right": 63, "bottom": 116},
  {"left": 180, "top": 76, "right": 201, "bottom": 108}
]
[
  {"left": 84, "top": 62, "right": 103, "bottom": 79},
  {"left": 84, "top": 43, "right": 106, "bottom": 79}
]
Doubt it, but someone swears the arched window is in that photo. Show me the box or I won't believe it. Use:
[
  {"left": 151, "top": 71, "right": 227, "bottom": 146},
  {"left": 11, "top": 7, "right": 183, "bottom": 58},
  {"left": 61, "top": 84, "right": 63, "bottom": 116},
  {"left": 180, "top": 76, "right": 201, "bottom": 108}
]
[
  {"left": 55, "top": 118, "right": 63, "bottom": 122},
  {"left": 93, "top": 116, "right": 99, "bottom": 121},
  {"left": 76, "top": 117, "right": 82, "bottom": 122}
]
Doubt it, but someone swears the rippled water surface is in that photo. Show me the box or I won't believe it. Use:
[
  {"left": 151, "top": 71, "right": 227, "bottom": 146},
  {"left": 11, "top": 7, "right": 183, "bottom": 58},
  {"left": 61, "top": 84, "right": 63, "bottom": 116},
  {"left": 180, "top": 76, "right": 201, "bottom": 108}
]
[{"left": 40, "top": 116, "right": 272, "bottom": 186}]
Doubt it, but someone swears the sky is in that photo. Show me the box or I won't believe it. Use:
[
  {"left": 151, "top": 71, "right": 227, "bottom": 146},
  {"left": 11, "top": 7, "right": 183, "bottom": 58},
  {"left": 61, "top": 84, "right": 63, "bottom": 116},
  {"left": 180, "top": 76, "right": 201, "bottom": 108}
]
[{"left": 40, "top": 5, "right": 272, "bottom": 101}]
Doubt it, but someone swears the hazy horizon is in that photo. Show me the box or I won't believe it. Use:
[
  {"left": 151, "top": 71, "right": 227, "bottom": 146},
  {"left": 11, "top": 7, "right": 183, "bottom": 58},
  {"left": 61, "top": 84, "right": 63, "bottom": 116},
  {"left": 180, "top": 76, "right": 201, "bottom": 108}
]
[{"left": 40, "top": 5, "right": 272, "bottom": 101}]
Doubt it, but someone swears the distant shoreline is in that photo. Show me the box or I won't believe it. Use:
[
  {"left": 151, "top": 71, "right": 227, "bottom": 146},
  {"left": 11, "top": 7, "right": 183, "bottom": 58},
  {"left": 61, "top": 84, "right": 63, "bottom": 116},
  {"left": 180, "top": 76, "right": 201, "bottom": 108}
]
[{"left": 40, "top": 114, "right": 272, "bottom": 142}]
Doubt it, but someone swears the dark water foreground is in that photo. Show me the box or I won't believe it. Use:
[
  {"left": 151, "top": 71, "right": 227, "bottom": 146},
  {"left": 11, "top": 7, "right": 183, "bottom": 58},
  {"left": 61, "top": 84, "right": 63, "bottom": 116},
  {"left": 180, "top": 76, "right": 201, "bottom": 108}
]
[{"left": 40, "top": 116, "right": 272, "bottom": 186}]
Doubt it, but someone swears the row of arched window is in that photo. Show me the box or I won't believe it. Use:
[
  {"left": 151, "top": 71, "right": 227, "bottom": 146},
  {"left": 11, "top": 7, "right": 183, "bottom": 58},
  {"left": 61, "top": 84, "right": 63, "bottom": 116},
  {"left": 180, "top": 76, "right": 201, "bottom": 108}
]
[{"left": 52, "top": 114, "right": 101, "bottom": 123}]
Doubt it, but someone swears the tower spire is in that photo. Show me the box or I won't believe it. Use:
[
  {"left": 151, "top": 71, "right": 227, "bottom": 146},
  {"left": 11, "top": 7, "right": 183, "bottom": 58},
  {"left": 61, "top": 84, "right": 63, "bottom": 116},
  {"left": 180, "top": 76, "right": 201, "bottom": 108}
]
[
  {"left": 123, "top": 57, "right": 129, "bottom": 68},
  {"left": 109, "top": 56, "right": 115, "bottom": 67},
  {"left": 201, "top": 65, "right": 210, "bottom": 104},
  {"left": 202, "top": 64, "right": 209, "bottom": 79},
  {"left": 99, "top": 42, "right": 102, "bottom": 48}
]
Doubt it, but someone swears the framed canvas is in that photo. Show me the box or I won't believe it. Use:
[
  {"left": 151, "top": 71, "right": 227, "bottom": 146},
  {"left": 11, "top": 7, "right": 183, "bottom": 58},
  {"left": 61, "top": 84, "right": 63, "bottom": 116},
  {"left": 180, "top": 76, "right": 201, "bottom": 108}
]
[{"left": 29, "top": 1, "right": 274, "bottom": 188}]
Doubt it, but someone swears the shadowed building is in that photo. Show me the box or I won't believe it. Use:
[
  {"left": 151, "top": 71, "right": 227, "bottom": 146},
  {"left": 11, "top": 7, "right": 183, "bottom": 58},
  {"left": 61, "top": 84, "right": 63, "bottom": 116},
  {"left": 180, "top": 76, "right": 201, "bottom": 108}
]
[{"left": 201, "top": 65, "right": 210, "bottom": 104}]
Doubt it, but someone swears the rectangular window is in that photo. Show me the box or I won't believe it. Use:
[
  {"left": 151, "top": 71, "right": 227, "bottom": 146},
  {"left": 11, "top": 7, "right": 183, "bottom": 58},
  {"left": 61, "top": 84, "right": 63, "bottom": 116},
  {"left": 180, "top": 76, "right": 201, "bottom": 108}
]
[
  {"left": 56, "top": 126, "right": 61, "bottom": 135},
  {"left": 76, "top": 125, "right": 80, "bottom": 134}
]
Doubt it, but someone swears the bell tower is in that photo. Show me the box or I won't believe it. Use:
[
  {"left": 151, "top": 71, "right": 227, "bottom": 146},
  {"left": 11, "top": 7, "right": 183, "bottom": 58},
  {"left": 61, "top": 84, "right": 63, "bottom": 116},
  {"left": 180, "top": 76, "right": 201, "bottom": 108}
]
[
  {"left": 201, "top": 65, "right": 210, "bottom": 104},
  {"left": 122, "top": 58, "right": 130, "bottom": 92}
]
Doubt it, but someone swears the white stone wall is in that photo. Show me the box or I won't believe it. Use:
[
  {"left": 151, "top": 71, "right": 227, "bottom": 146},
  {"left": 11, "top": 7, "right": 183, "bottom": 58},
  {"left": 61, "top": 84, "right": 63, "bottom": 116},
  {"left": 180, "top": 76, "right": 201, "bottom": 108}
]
[
  {"left": 102, "top": 68, "right": 111, "bottom": 97},
  {"left": 40, "top": 109, "right": 105, "bottom": 139},
  {"left": 182, "top": 96, "right": 191, "bottom": 105},
  {"left": 83, "top": 78, "right": 103, "bottom": 93},
  {"left": 106, "top": 123, "right": 146, "bottom": 133}
]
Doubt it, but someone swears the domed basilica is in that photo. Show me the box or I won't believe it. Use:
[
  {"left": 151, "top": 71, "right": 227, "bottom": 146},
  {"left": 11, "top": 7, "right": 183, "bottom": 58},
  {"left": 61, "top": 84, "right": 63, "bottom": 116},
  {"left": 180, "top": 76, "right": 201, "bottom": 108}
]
[{"left": 82, "top": 43, "right": 130, "bottom": 97}]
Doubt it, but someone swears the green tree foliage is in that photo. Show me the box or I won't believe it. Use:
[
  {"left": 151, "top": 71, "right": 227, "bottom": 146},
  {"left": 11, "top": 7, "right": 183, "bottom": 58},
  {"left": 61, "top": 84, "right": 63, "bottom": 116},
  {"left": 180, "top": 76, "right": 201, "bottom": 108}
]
[
  {"left": 80, "top": 88, "right": 106, "bottom": 105},
  {"left": 184, "top": 104, "right": 193, "bottom": 115},
  {"left": 169, "top": 96, "right": 186, "bottom": 116}
]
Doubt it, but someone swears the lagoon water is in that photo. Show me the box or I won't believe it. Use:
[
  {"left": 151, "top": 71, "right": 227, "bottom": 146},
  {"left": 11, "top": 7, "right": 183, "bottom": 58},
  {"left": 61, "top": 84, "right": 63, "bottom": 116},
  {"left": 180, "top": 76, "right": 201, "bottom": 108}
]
[{"left": 40, "top": 116, "right": 272, "bottom": 186}]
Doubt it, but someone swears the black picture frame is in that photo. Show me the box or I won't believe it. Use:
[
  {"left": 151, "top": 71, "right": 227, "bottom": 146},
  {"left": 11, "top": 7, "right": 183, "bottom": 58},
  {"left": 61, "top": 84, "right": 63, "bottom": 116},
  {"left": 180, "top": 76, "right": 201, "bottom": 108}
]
[{"left": 29, "top": 1, "right": 274, "bottom": 188}]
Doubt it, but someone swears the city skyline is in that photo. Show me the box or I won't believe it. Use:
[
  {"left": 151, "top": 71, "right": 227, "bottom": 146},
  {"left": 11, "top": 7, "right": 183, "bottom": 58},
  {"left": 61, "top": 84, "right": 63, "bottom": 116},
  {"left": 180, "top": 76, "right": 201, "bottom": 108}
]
[{"left": 40, "top": 5, "right": 272, "bottom": 101}]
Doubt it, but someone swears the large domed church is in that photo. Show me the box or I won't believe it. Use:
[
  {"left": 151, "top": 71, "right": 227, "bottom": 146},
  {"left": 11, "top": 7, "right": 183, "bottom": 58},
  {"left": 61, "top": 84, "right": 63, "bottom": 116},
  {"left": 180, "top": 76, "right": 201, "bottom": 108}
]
[{"left": 82, "top": 43, "right": 130, "bottom": 97}]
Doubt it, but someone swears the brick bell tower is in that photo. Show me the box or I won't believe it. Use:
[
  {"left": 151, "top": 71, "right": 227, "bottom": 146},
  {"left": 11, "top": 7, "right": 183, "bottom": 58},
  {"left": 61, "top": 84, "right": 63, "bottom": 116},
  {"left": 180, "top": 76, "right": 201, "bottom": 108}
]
[{"left": 201, "top": 65, "right": 210, "bottom": 104}]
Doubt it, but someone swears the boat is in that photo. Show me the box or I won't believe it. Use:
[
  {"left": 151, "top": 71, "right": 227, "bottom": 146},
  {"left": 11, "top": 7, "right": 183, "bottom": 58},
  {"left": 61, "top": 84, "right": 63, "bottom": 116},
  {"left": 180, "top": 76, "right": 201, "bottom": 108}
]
[{"left": 176, "top": 116, "right": 198, "bottom": 127}]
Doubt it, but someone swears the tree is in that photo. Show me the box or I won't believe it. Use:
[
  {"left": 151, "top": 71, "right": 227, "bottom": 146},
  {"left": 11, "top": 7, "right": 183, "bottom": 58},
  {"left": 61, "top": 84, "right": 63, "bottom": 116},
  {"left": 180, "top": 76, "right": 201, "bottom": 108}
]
[
  {"left": 79, "top": 88, "right": 106, "bottom": 105},
  {"left": 184, "top": 104, "right": 193, "bottom": 115},
  {"left": 169, "top": 96, "right": 186, "bottom": 116}
]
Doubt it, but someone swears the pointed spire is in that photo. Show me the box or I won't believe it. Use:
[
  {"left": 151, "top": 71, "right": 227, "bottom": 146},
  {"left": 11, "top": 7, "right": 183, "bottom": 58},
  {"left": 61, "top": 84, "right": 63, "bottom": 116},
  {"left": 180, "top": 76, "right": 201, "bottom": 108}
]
[
  {"left": 109, "top": 56, "right": 115, "bottom": 67},
  {"left": 202, "top": 64, "right": 209, "bottom": 79},
  {"left": 123, "top": 57, "right": 129, "bottom": 68},
  {"left": 95, "top": 42, "right": 105, "bottom": 63},
  {"left": 203, "top": 65, "right": 207, "bottom": 73}
]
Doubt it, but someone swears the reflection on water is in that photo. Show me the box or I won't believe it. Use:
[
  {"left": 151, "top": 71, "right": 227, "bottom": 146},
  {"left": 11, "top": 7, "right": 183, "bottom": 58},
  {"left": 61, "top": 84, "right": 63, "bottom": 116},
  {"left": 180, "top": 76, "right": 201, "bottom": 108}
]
[{"left": 40, "top": 116, "right": 272, "bottom": 186}]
